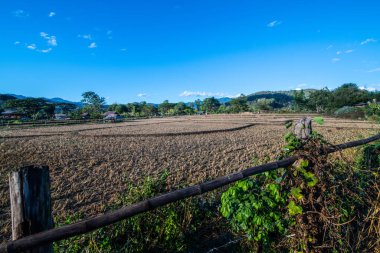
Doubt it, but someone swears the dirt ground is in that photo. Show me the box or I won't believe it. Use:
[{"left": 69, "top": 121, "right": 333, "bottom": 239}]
[{"left": 0, "top": 113, "right": 378, "bottom": 242}]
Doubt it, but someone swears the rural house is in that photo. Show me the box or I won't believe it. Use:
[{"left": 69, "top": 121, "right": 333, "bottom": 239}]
[
  {"left": 0, "top": 109, "right": 26, "bottom": 119},
  {"left": 54, "top": 114, "right": 69, "bottom": 120},
  {"left": 81, "top": 112, "right": 90, "bottom": 119},
  {"left": 103, "top": 111, "right": 124, "bottom": 121}
]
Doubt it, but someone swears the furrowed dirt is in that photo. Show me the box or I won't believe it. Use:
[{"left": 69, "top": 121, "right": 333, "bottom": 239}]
[{"left": 0, "top": 114, "right": 378, "bottom": 242}]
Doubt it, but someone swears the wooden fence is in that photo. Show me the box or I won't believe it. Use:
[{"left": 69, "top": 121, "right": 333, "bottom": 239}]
[{"left": 1, "top": 132, "right": 380, "bottom": 253}]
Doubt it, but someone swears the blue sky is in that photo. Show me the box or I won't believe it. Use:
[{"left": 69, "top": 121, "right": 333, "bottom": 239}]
[{"left": 0, "top": 0, "right": 380, "bottom": 103}]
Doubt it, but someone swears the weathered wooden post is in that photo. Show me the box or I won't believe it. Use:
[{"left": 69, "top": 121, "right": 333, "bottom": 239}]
[
  {"left": 9, "top": 166, "right": 53, "bottom": 253},
  {"left": 294, "top": 116, "right": 312, "bottom": 140}
]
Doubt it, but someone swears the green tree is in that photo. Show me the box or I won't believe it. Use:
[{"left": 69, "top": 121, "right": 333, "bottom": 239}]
[
  {"left": 329, "top": 83, "right": 370, "bottom": 110},
  {"left": 217, "top": 104, "right": 232, "bottom": 113},
  {"left": 187, "top": 102, "right": 195, "bottom": 110},
  {"left": 68, "top": 108, "right": 83, "bottom": 119},
  {"left": 306, "top": 88, "right": 331, "bottom": 113},
  {"left": 0, "top": 95, "right": 17, "bottom": 109},
  {"left": 293, "top": 90, "right": 307, "bottom": 111},
  {"left": 201, "top": 97, "right": 221, "bottom": 113},
  {"left": 251, "top": 98, "right": 275, "bottom": 111},
  {"left": 230, "top": 95, "right": 248, "bottom": 113},
  {"left": 42, "top": 104, "right": 56, "bottom": 118},
  {"left": 173, "top": 102, "right": 186, "bottom": 115},
  {"left": 81, "top": 91, "right": 105, "bottom": 118},
  {"left": 55, "top": 103, "right": 77, "bottom": 115},
  {"left": 194, "top": 99, "right": 202, "bottom": 112},
  {"left": 140, "top": 102, "right": 157, "bottom": 116},
  {"left": 126, "top": 103, "right": 141, "bottom": 116},
  {"left": 4, "top": 98, "right": 53, "bottom": 118},
  {"left": 108, "top": 103, "right": 120, "bottom": 113},
  {"left": 108, "top": 104, "right": 128, "bottom": 114},
  {"left": 158, "top": 100, "right": 174, "bottom": 115}
]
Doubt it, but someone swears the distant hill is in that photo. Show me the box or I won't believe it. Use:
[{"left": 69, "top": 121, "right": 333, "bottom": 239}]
[
  {"left": 0, "top": 94, "right": 18, "bottom": 106},
  {"left": 217, "top": 97, "right": 232, "bottom": 104},
  {"left": 48, "top": 97, "right": 83, "bottom": 107},
  {"left": 5, "top": 94, "right": 27, "bottom": 99},
  {"left": 250, "top": 89, "right": 316, "bottom": 97},
  {"left": 244, "top": 89, "right": 317, "bottom": 108},
  {"left": 246, "top": 91, "right": 293, "bottom": 108},
  {"left": 1, "top": 94, "right": 83, "bottom": 106},
  {"left": 217, "top": 89, "right": 317, "bottom": 105},
  {"left": 0, "top": 94, "right": 17, "bottom": 100}
]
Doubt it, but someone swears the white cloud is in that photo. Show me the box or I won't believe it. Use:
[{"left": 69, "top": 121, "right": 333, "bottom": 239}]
[
  {"left": 137, "top": 93, "right": 147, "bottom": 98},
  {"left": 48, "top": 12, "right": 56, "bottom": 17},
  {"left": 25, "top": 42, "right": 53, "bottom": 53},
  {"left": 361, "top": 38, "right": 377, "bottom": 45},
  {"left": 78, "top": 34, "right": 92, "bottom": 40},
  {"left": 88, "top": 42, "right": 97, "bottom": 48},
  {"left": 326, "top": 45, "right": 333, "bottom": 50},
  {"left": 337, "top": 49, "right": 354, "bottom": 55},
  {"left": 267, "top": 20, "right": 282, "bottom": 28},
  {"left": 27, "top": 44, "right": 36, "bottom": 50},
  {"left": 14, "top": 41, "right": 21, "bottom": 45},
  {"left": 48, "top": 36, "right": 57, "bottom": 46},
  {"left": 368, "top": 68, "right": 380, "bottom": 73},
  {"left": 13, "top": 9, "right": 29, "bottom": 18},
  {"left": 38, "top": 48, "right": 52, "bottom": 53},
  {"left": 40, "top": 32, "right": 57, "bottom": 46},
  {"left": 180, "top": 91, "right": 241, "bottom": 98},
  {"left": 359, "top": 86, "right": 377, "bottom": 91},
  {"left": 120, "top": 48, "right": 127, "bottom": 52},
  {"left": 331, "top": 58, "right": 340, "bottom": 63},
  {"left": 106, "top": 30, "right": 113, "bottom": 39},
  {"left": 293, "top": 83, "right": 308, "bottom": 91}
]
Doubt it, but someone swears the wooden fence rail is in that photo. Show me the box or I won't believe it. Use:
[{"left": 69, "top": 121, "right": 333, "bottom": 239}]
[{"left": 1, "top": 132, "right": 380, "bottom": 253}]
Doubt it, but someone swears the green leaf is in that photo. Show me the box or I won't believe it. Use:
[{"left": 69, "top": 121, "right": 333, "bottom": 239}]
[
  {"left": 287, "top": 201, "right": 303, "bottom": 216},
  {"left": 313, "top": 116, "right": 325, "bottom": 125},
  {"left": 290, "top": 187, "right": 304, "bottom": 201},
  {"left": 299, "top": 159, "right": 309, "bottom": 168},
  {"left": 285, "top": 120, "right": 293, "bottom": 129},
  {"left": 302, "top": 171, "right": 318, "bottom": 187}
]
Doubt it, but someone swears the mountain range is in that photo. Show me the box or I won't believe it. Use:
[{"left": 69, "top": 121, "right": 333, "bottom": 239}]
[
  {"left": 4, "top": 94, "right": 83, "bottom": 106},
  {"left": 2, "top": 89, "right": 313, "bottom": 106}
]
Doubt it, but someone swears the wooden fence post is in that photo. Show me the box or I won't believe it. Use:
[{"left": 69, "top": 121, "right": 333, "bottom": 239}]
[{"left": 9, "top": 166, "right": 53, "bottom": 253}]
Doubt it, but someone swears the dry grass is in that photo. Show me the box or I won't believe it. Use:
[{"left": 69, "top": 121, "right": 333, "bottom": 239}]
[{"left": 0, "top": 114, "right": 378, "bottom": 242}]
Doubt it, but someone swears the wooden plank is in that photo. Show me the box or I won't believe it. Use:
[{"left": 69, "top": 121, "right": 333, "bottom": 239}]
[
  {"left": 8, "top": 166, "right": 53, "bottom": 253},
  {"left": 9, "top": 172, "right": 24, "bottom": 240}
]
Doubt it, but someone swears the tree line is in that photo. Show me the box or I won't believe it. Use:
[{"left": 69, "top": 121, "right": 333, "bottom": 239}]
[{"left": 1, "top": 83, "right": 380, "bottom": 121}]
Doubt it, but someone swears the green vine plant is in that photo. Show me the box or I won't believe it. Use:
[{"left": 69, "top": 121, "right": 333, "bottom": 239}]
[{"left": 220, "top": 117, "right": 380, "bottom": 252}]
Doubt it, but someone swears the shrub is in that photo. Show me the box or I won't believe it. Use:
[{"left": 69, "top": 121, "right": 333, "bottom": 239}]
[
  {"left": 220, "top": 171, "right": 290, "bottom": 248},
  {"left": 220, "top": 126, "right": 380, "bottom": 252},
  {"left": 54, "top": 172, "right": 222, "bottom": 253},
  {"left": 356, "top": 142, "right": 380, "bottom": 169},
  {"left": 334, "top": 106, "right": 365, "bottom": 119}
]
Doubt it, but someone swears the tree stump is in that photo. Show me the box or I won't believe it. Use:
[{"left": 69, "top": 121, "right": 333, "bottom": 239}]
[
  {"left": 9, "top": 166, "right": 53, "bottom": 253},
  {"left": 294, "top": 117, "right": 312, "bottom": 140}
]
